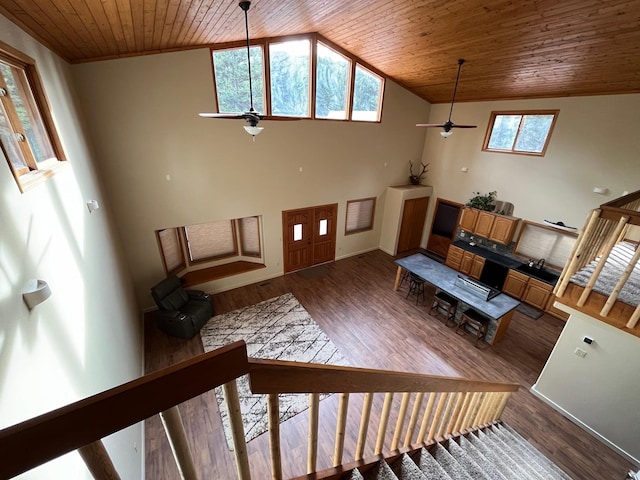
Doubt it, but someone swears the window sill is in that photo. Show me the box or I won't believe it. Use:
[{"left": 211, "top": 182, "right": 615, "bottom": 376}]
[
  {"left": 18, "top": 161, "right": 68, "bottom": 193},
  {"left": 181, "top": 261, "right": 265, "bottom": 288}
]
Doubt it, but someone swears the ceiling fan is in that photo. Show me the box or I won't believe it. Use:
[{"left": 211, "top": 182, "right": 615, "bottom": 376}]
[
  {"left": 199, "top": 1, "right": 266, "bottom": 139},
  {"left": 416, "top": 59, "right": 477, "bottom": 138}
]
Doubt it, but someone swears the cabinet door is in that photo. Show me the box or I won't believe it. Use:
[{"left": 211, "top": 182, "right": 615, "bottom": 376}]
[
  {"left": 459, "top": 208, "right": 478, "bottom": 232},
  {"left": 503, "top": 270, "right": 528, "bottom": 299},
  {"left": 445, "top": 245, "right": 464, "bottom": 270},
  {"left": 523, "top": 278, "right": 552, "bottom": 309},
  {"left": 469, "top": 255, "right": 485, "bottom": 279},
  {"left": 460, "top": 251, "right": 474, "bottom": 274},
  {"left": 397, "top": 197, "right": 429, "bottom": 253},
  {"left": 489, "top": 216, "right": 519, "bottom": 245},
  {"left": 474, "top": 211, "right": 495, "bottom": 237}
]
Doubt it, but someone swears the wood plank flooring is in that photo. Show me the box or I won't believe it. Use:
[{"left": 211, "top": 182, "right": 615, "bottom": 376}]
[{"left": 144, "top": 249, "right": 635, "bottom": 479}]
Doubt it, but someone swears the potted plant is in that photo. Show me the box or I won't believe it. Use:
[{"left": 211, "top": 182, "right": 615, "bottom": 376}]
[{"left": 466, "top": 191, "right": 497, "bottom": 211}]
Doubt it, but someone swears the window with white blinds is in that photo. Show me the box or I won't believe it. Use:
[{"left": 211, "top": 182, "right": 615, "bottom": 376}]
[
  {"left": 156, "top": 228, "right": 185, "bottom": 275},
  {"left": 238, "top": 216, "right": 261, "bottom": 257},
  {"left": 184, "top": 220, "right": 238, "bottom": 263},
  {"left": 514, "top": 223, "right": 578, "bottom": 270},
  {"left": 345, "top": 197, "right": 376, "bottom": 234}
]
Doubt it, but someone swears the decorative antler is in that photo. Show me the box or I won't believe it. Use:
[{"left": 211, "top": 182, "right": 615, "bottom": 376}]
[{"left": 409, "top": 161, "right": 429, "bottom": 185}]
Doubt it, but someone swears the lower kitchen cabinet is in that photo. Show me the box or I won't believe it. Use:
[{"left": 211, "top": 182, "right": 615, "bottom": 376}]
[
  {"left": 469, "top": 255, "right": 485, "bottom": 280},
  {"left": 503, "top": 269, "right": 528, "bottom": 299},
  {"left": 522, "top": 277, "right": 552, "bottom": 310},
  {"left": 445, "top": 245, "right": 464, "bottom": 270}
]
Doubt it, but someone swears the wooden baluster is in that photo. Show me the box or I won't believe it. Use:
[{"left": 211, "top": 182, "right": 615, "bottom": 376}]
[
  {"left": 391, "top": 392, "right": 411, "bottom": 451},
  {"left": 627, "top": 304, "right": 640, "bottom": 329},
  {"left": 375, "top": 392, "right": 394, "bottom": 455},
  {"left": 333, "top": 393, "right": 350, "bottom": 467},
  {"left": 464, "top": 392, "right": 483, "bottom": 430},
  {"left": 267, "top": 394, "right": 282, "bottom": 480},
  {"left": 78, "top": 440, "right": 121, "bottom": 480},
  {"left": 446, "top": 392, "right": 465, "bottom": 435},
  {"left": 222, "top": 380, "right": 251, "bottom": 480},
  {"left": 416, "top": 392, "right": 436, "bottom": 444},
  {"left": 483, "top": 392, "right": 500, "bottom": 425},
  {"left": 602, "top": 243, "right": 640, "bottom": 316},
  {"left": 307, "top": 393, "right": 320, "bottom": 473},
  {"left": 355, "top": 392, "right": 373, "bottom": 461},
  {"left": 453, "top": 392, "right": 472, "bottom": 433},
  {"left": 427, "top": 392, "right": 448, "bottom": 442},
  {"left": 437, "top": 392, "right": 458, "bottom": 438},
  {"left": 474, "top": 392, "right": 493, "bottom": 427},
  {"left": 159, "top": 406, "right": 199, "bottom": 480},
  {"left": 578, "top": 215, "right": 629, "bottom": 306},
  {"left": 493, "top": 392, "right": 510, "bottom": 422},
  {"left": 404, "top": 392, "right": 424, "bottom": 447}
]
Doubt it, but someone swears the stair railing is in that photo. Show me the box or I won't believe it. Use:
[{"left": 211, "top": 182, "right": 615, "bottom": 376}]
[{"left": 0, "top": 340, "right": 519, "bottom": 480}]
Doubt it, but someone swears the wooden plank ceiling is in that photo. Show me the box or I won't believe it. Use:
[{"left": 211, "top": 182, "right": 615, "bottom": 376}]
[{"left": 1, "top": 0, "right": 639, "bottom": 103}]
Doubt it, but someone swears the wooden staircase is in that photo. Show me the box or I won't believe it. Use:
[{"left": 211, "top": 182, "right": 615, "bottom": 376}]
[{"left": 0, "top": 340, "right": 572, "bottom": 480}]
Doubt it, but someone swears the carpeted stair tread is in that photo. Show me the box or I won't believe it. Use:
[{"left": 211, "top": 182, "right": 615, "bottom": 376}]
[
  {"left": 479, "top": 428, "right": 547, "bottom": 480},
  {"left": 363, "top": 459, "right": 398, "bottom": 480},
  {"left": 432, "top": 442, "right": 474, "bottom": 480},
  {"left": 467, "top": 430, "right": 524, "bottom": 479},
  {"left": 348, "top": 468, "right": 365, "bottom": 480},
  {"left": 494, "top": 424, "right": 573, "bottom": 480},
  {"left": 390, "top": 454, "right": 428, "bottom": 480},
  {"left": 411, "top": 447, "right": 453, "bottom": 480},
  {"left": 446, "top": 439, "right": 493, "bottom": 480},
  {"left": 457, "top": 435, "right": 509, "bottom": 480}
]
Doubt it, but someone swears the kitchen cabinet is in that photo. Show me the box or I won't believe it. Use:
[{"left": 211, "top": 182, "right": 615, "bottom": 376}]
[
  {"left": 523, "top": 277, "right": 553, "bottom": 310},
  {"left": 503, "top": 269, "right": 554, "bottom": 311},
  {"left": 503, "top": 269, "right": 528, "bottom": 299},
  {"left": 445, "top": 244, "right": 464, "bottom": 270},
  {"left": 459, "top": 207, "right": 478, "bottom": 232},
  {"left": 470, "top": 255, "right": 486, "bottom": 280},
  {"left": 459, "top": 250, "right": 475, "bottom": 274},
  {"left": 545, "top": 294, "right": 571, "bottom": 321},
  {"left": 458, "top": 207, "right": 520, "bottom": 245},
  {"left": 474, "top": 212, "right": 495, "bottom": 237}
]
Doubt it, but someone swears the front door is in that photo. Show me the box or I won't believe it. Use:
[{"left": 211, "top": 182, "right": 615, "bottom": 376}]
[{"left": 282, "top": 204, "right": 338, "bottom": 273}]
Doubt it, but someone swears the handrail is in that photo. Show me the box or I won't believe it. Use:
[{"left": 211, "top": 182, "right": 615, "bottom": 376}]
[
  {"left": 248, "top": 358, "right": 519, "bottom": 394},
  {"left": 599, "top": 189, "right": 640, "bottom": 226},
  {"left": 0, "top": 341, "right": 249, "bottom": 479}
]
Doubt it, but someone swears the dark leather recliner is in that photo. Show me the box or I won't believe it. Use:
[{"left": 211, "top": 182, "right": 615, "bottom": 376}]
[{"left": 150, "top": 275, "right": 213, "bottom": 339}]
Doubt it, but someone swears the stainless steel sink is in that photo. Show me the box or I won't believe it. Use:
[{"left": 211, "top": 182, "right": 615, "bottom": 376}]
[{"left": 515, "top": 264, "right": 559, "bottom": 283}]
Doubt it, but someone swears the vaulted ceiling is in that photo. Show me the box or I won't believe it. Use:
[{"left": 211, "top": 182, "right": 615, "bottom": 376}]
[{"left": 1, "top": 0, "right": 639, "bottom": 104}]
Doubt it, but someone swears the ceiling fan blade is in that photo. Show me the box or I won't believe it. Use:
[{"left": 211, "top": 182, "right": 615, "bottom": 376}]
[
  {"left": 450, "top": 124, "right": 477, "bottom": 129},
  {"left": 199, "top": 112, "right": 245, "bottom": 118},
  {"left": 416, "top": 123, "right": 446, "bottom": 128}
]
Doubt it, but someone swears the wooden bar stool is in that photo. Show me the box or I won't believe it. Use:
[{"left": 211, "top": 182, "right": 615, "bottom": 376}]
[
  {"left": 455, "top": 308, "right": 490, "bottom": 347},
  {"left": 429, "top": 290, "right": 459, "bottom": 327},
  {"left": 406, "top": 273, "right": 426, "bottom": 305}
]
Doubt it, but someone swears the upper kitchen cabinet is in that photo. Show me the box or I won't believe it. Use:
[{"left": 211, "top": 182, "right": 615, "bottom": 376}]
[{"left": 459, "top": 207, "right": 521, "bottom": 245}]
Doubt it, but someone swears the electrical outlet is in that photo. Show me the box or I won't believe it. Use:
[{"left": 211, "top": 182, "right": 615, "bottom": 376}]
[{"left": 574, "top": 348, "right": 587, "bottom": 358}]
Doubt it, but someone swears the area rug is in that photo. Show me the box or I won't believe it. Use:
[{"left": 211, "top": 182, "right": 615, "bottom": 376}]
[
  {"left": 200, "top": 293, "right": 349, "bottom": 449},
  {"left": 516, "top": 303, "right": 544, "bottom": 320}
]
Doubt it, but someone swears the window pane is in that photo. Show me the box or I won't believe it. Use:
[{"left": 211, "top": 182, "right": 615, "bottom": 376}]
[
  {"left": 293, "top": 223, "right": 303, "bottom": 241},
  {"left": 213, "top": 46, "right": 264, "bottom": 113},
  {"left": 238, "top": 216, "right": 261, "bottom": 257},
  {"left": 269, "top": 39, "right": 310, "bottom": 117},
  {"left": 319, "top": 219, "right": 328, "bottom": 236},
  {"left": 0, "top": 100, "right": 28, "bottom": 172},
  {"left": 315, "top": 43, "right": 350, "bottom": 119},
  {"left": 352, "top": 65, "right": 382, "bottom": 121},
  {"left": 157, "top": 228, "right": 185, "bottom": 274},
  {"left": 0, "top": 62, "right": 55, "bottom": 163},
  {"left": 514, "top": 114, "right": 555, "bottom": 153},
  {"left": 184, "top": 220, "right": 237, "bottom": 262},
  {"left": 346, "top": 198, "right": 376, "bottom": 234},
  {"left": 487, "top": 115, "right": 521, "bottom": 150}
]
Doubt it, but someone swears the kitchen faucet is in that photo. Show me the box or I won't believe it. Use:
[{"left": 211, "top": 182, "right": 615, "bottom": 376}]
[{"left": 536, "top": 258, "right": 546, "bottom": 269}]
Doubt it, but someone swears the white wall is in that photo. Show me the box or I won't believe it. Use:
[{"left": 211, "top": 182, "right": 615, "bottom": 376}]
[
  {"left": 532, "top": 310, "right": 640, "bottom": 465},
  {"left": 420, "top": 95, "right": 640, "bottom": 231},
  {"left": 0, "top": 15, "right": 143, "bottom": 479},
  {"left": 70, "top": 50, "right": 431, "bottom": 308}
]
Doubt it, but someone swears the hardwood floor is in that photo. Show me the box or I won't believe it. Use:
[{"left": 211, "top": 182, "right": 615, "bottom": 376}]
[{"left": 144, "top": 249, "right": 635, "bottom": 479}]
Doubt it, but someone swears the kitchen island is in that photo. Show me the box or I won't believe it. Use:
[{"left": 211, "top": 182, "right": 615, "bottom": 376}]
[{"left": 394, "top": 254, "right": 520, "bottom": 344}]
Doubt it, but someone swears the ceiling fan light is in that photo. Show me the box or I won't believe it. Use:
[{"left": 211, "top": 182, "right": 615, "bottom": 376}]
[
  {"left": 440, "top": 130, "right": 453, "bottom": 138},
  {"left": 244, "top": 125, "right": 264, "bottom": 137}
]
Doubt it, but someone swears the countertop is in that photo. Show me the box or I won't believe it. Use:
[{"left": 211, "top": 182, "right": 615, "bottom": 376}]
[{"left": 451, "top": 239, "right": 560, "bottom": 285}]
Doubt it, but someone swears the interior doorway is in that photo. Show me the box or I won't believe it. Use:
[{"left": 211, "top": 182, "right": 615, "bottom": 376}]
[
  {"left": 426, "top": 198, "right": 463, "bottom": 259},
  {"left": 282, "top": 203, "right": 338, "bottom": 273}
]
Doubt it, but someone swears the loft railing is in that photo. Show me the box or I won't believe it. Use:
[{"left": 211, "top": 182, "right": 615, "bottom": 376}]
[{"left": 0, "top": 340, "right": 519, "bottom": 480}]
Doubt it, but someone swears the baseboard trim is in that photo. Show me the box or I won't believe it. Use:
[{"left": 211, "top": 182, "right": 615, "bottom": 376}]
[{"left": 530, "top": 384, "right": 640, "bottom": 467}]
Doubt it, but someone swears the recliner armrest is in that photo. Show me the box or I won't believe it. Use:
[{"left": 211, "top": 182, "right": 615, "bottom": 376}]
[
  {"left": 155, "top": 309, "right": 184, "bottom": 321},
  {"left": 186, "top": 289, "right": 209, "bottom": 301}
]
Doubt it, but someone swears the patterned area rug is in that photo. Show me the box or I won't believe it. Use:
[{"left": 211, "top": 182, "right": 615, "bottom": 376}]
[{"left": 200, "top": 293, "right": 349, "bottom": 449}]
